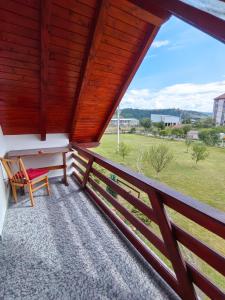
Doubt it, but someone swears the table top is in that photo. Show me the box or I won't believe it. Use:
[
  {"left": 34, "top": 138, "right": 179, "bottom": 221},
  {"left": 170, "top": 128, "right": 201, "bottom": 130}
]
[{"left": 7, "top": 146, "right": 70, "bottom": 157}]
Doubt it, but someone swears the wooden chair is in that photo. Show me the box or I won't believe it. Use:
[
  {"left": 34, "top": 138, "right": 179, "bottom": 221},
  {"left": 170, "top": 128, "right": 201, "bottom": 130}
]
[{"left": 0, "top": 157, "right": 50, "bottom": 207}]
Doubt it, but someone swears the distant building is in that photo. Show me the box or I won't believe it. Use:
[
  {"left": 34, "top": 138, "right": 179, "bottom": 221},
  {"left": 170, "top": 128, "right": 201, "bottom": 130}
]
[
  {"left": 151, "top": 114, "right": 180, "bottom": 127},
  {"left": 110, "top": 118, "right": 139, "bottom": 127},
  {"left": 213, "top": 93, "right": 225, "bottom": 126},
  {"left": 187, "top": 130, "right": 199, "bottom": 140}
]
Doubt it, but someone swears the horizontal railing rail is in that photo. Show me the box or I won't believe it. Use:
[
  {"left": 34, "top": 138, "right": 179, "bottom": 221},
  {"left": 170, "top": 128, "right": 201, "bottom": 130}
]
[{"left": 71, "top": 144, "right": 225, "bottom": 300}]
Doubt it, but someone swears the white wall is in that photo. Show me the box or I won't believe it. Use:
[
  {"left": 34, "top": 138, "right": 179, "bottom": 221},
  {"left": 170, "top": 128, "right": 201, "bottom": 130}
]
[
  {"left": 0, "top": 132, "right": 73, "bottom": 238},
  {"left": 4, "top": 134, "right": 73, "bottom": 177},
  {"left": 0, "top": 127, "right": 10, "bottom": 238}
]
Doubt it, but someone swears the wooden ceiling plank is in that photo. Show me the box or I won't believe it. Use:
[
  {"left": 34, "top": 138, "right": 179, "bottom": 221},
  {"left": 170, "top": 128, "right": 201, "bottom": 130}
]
[
  {"left": 96, "top": 24, "right": 160, "bottom": 141},
  {"left": 69, "top": 0, "right": 108, "bottom": 141},
  {"left": 40, "top": 0, "right": 51, "bottom": 141}
]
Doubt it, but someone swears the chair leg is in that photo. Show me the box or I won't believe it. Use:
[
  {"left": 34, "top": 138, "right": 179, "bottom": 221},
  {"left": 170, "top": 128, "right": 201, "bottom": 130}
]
[
  {"left": 28, "top": 183, "right": 34, "bottom": 207},
  {"left": 11, "top": 184, "right": 17, "bottom": 203},
  {"left": 46, "top": 177, "right": 50, "bottom": 195}
]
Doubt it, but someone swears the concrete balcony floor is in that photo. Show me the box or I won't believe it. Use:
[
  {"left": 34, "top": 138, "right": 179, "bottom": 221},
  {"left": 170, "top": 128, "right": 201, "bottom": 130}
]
[{"left": 0, "top": 177, "right": 179, "bottom": 300}]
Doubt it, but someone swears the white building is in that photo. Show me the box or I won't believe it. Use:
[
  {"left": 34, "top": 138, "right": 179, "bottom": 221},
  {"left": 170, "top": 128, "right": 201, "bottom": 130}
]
[
  {"left": 151, "top": 114, "right": 180, "bottom": 126},
  {"left": 213, "top": 93, "right": 225, "bottom": 126},
  {"left": 110, "top": 118, "right": 139, "bottom": 127}
]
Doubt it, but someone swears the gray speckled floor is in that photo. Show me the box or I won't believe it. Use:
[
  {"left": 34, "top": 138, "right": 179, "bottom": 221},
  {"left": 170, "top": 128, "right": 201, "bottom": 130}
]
[{"left": 0, "top": 177, "right": 179, "bottom": 300}]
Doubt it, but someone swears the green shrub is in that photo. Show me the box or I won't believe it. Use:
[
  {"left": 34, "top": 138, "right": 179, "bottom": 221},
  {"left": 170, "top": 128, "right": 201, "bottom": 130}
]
[{"left": 198, "top": 129, "right": 220, "bottom": 146}]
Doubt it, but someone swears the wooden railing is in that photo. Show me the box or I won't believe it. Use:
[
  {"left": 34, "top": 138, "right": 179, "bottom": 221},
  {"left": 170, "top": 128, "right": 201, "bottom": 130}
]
[{"left": 71, "top": 144, "right": 225, "bottom": 300}]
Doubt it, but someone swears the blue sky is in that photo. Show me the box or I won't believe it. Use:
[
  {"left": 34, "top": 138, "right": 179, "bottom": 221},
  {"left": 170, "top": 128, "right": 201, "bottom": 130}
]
[{"left": 121, "top": 16, "right": 225, "bottom": 112}]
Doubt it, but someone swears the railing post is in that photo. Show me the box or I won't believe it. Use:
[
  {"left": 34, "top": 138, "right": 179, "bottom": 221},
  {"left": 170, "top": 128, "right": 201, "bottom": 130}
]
[
  {"left": 82, "top": 156, "right": 94, "bottom": 188},
  {"left": 148, "top": 189, "right": 197, "bottom": 300}
]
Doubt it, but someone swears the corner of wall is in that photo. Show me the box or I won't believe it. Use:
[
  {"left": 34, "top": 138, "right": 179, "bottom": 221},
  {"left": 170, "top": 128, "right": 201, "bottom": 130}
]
[{"left": 0, "top": 126, "right": 9, "bottom": 240}]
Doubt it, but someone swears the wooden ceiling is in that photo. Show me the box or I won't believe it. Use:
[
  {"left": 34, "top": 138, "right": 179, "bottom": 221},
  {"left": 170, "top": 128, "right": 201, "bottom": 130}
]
[{"left": 0, "top": 0, "right": 224, "bottom": 144}]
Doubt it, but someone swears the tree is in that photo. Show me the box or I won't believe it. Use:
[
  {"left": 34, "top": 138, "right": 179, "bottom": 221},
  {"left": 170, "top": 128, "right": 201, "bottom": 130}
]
[
  {"left": 185, "top": 137, "right": 192, "bottom": 152},
  {"left": 194, "top": 117, "right": 214, "bottom": 128},
  {"left": 171, "top": 127, "right": 184, "bottom": 138},
  {"left": 118, "top": 142, "right": 130, "bottom": 160},
  {"left": 144, "top": 144, "right": 173, "bottom": 176},
  {"left": 182, "top": 117, "right": 191, "bottom": 124},
  {"left": 183, "top": 125, "right": 192, "bottom": 135},
  {"left": 191, "top": 143, "right": 209, "bottom": 164},
  {"left": 140, "top": 118, "right": 152, "bottom": 131},
  {"left": 154, "top": 121, "right": 165, "bottom": 130}
]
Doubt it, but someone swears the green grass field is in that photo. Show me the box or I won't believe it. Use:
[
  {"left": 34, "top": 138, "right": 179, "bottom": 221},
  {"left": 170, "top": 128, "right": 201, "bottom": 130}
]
[
  {"left": 96, "top": 134, "right": 225, "bottom": 211},
  {"left": 94, "top": 134, "right": 225, "bottom": 292}
]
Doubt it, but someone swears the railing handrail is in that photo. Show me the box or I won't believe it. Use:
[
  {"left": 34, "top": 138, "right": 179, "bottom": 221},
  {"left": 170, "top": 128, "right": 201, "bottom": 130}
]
[
  {"left": 72, "top": 144, "right": 225, "bottom": 231},
  {"left": 71, "top": 143, "right": 225, "bottom": 299}
]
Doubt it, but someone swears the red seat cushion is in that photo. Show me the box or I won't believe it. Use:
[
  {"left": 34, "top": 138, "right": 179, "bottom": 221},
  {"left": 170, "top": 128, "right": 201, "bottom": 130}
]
[{"left": 26, "top": 168, "right": 48, "bottom": 180}]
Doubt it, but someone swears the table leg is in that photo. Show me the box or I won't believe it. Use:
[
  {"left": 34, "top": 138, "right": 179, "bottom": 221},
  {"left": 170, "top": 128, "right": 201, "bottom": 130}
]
[{"left": 62, "top": 152, "right": 69, "bottom": 186}]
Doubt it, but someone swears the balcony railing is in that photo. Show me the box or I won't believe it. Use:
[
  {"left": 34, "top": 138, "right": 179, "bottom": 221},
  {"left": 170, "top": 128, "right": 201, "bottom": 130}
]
[{"left": 71, "top": 144, "right": 225, "bottom": 300}]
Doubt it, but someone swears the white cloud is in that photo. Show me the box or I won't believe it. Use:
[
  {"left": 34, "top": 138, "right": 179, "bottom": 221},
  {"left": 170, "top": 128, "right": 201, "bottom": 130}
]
[
  {"left": 121, "top": 80, "right": 225, "bottom": 112},
  {"left": 152, "top": 40, "right": 170, "bottom": 48}
]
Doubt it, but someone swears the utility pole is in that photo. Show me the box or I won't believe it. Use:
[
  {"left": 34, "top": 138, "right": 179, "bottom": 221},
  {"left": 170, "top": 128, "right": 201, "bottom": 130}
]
[{"left": 117, "top": 106, "right": 120, "bottom": 152}]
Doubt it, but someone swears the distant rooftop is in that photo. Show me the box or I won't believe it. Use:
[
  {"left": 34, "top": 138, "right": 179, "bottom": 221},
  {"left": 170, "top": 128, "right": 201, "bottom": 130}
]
[
  {"left": 215, "top": 93, "right": 225, "bottom": 100},
  {"left": 151, "top": 114, "right": 180, "bottom": 123}
]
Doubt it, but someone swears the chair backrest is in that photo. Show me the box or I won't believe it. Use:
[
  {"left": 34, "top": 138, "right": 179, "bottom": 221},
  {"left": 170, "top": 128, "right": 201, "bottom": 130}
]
[{"left": 0, "top": 157, "right": 29, "bottom": 183}]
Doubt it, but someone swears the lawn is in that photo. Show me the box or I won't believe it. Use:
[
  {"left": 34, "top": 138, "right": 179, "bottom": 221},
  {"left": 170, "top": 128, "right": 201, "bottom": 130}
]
[
  {"left": 93, "top": 134, "right": 225, "bottom": 292},
  {"left": 95, "top": 134, "right": 225, "bottom": 212}
]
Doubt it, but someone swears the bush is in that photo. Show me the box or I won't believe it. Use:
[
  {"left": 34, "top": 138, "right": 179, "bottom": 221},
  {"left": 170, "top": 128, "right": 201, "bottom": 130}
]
[
  {"left": 159, "top": 129, "right": 167, "bottom": 136},
  {"left": 144, "top": 144, "right": 173, "bottom": 176},
  {"left": 129, "top": 127, "right": 136, "bottom": 134},
  {"left": 192, "top": 143, "right": 209, "bottom": 164},
  {"left": 171, "top": 127, "right": 184, "bottom": 138},
  {"left": 198, "top": 129, "right": 220, "bottom": 146}
]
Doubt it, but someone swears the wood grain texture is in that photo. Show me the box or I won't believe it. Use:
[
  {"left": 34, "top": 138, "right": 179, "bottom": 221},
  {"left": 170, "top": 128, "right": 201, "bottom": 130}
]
[
  {"left": 40, "top": 0, "right": 51, "bottom": 140},
  {"left": 1, "top": 0, "right": 222, "bottom": 143}
]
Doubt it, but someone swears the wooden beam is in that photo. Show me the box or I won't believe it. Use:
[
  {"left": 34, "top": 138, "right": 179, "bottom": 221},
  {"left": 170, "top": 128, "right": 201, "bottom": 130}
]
[
  {"left": 96, "top": 24, "right": 160, "bottom": 141},
  {"left": 114, "top": 0, "right": 168, "bottom": 26},
  {"left": 40, "top": 0, "right": 51, "bottom": 141},
  {"left": 69, "top": 0, "right": 108, "bottom": 142},
  {"left": 129, "top": 0, "right": 225, "bottom": 43}
]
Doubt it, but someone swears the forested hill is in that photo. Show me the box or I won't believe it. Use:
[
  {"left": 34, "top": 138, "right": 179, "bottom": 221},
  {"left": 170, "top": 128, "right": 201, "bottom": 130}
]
[{"left": 119, "top": 108, "right": 211, "bottom": 120}]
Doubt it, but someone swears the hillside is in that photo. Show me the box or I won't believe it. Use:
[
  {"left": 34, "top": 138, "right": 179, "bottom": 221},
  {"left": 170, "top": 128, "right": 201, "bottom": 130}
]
[{"left": 119, "top": 108, "right": 212, "bottom": 120}]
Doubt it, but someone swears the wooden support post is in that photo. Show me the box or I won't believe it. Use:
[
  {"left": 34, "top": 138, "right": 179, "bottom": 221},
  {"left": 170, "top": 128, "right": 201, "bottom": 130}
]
[
  {"left": 82, "top": 157, "right": 94, "bottom": 188},
  {"left": 148, "top": 189, "right": 197, "bottom": 299},
  {"left": 69, "top": 0, "right": 108, "bottom": 141},
  {"left": 40, "top": 0, "right": 51, "bottom": 141},
  {"left": 62, "top": 152, "right": 68, "bottom": 186}
]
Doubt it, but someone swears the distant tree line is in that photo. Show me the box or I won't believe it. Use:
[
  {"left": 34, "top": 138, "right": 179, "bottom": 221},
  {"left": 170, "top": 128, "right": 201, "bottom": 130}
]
[{"left": 119, "top": 108, "right": 211, "bottom": 121}]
